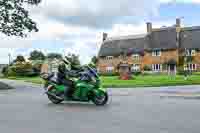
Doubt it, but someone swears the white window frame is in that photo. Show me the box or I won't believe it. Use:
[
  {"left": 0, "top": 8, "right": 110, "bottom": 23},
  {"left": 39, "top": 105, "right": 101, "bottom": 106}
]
[
  {"left": 152, "top": 50, "right": 161, "bottom": 56},
  {"left": 132, "top": 54, "right": 140, "bottom": 60},
  {"left": 106, "top": 66, "right": 114, "bottom": 73},
  {"left": 186, "top": 49, "right": 196, "bottom": 56},
  {"left": 152, "top": 64, "right": 162, "bottom": 72},
  {"left": 131, "top": 64, "right": 140, "bottom": 72},
  {"left": 184, "top": 64, "right": 197, "bottom": 71}
]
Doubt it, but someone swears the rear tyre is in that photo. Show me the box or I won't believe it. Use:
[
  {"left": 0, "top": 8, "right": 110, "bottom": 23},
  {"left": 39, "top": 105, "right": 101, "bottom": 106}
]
[
  {"left": 92, "top": 91, "right": 108, "bottom": 106},
  {"left": 46, "top": 85, "right": 64, "bottom": 104},
  {"left": 47, "top": 94, "right": 63, "bottom": 104}
]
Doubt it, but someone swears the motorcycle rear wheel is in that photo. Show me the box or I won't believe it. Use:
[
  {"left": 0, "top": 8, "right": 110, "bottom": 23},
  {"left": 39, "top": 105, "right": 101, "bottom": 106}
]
[
  {"left": 46, "top": 85, "right": 64, "bottom": 104},
  {"left": 47, "top": 94, "right": 63, "bottom": 104}
]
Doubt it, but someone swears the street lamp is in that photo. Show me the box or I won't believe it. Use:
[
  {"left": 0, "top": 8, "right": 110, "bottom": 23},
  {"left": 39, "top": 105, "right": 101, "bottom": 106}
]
[{"left": 8, "top": 53, "right": 11, "bottom": 65}]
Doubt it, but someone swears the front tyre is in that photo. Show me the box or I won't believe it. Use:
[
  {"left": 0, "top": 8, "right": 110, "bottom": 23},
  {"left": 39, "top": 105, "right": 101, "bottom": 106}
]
[{"left": 92, "top": 91, "right": 108, "bottom": 106}]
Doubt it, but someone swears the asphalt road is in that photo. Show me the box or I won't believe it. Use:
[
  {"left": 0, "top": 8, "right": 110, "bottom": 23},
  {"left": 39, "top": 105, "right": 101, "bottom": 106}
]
[{"left": 1, "top": 79, "right": 200, "bottom": 133}]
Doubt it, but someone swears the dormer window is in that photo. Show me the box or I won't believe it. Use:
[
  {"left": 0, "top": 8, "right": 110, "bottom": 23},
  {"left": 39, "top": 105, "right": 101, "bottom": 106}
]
[
  {"left": 186, "top": 49, "right": 196, "bottom": 56},
  {"left": 106, "top": 56, "right": 113, "bottom": 60},
  {"left": 152, "top": 49, "right": 161, "bottom": 56}
]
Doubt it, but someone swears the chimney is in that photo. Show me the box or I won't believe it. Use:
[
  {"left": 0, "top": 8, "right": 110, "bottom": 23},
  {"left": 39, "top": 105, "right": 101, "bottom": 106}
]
[
  {"left": 176, "top": 18, "right": 181, "bottom": 27},
  {"left": 103, "top": 32, "right": 108, "bottom": 42},
  {"left": 176, "top": 18, "right": 181, "bottom": 48},
  {"left": 146, "top": 22, "right": 152, "bottom": 34}
]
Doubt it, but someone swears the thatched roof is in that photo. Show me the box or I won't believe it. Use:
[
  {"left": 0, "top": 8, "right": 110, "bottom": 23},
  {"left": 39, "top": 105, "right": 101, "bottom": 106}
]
[{"left": 98, "top": 26, "right": 200, "bottom": 57}]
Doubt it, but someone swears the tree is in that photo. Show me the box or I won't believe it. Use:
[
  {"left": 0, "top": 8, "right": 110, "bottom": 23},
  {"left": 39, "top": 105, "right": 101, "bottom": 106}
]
[
  {"left": 88, "top": 56, "right": 98, "bottom": 68},
  {"left": 91, "top": 56, "right": 98, "bottom": 64},
  {"left": 0, "top": 0, "right": 41, "bottom": 37},
  {"left": 14, "top": 55, "right": 26, "bottom": 63},
  {"left": 29, "top": 50, "right": 45, "bottom": 60},
  {"left": 47, "top": 53, "right": 63, "bottom": 60}
]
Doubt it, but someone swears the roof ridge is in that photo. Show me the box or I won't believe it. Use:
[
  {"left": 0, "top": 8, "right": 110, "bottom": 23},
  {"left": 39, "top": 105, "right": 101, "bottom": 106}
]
[{"left": 105, "top": 34, "right": 146, "bottom": 42}]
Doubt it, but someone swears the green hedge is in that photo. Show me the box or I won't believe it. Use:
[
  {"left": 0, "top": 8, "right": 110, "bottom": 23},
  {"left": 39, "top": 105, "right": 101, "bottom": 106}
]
[{"left": 99, "top": 72, "right": 119, "bottom": 76}]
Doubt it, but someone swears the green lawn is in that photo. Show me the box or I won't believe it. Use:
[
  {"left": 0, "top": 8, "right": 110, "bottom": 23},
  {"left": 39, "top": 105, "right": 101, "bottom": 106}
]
[
  {"left": 4, "top": 74, "right": 200, "bottom": 88},
  {"left": 101, "top": 75, "right": 200, "bottom": 88}
]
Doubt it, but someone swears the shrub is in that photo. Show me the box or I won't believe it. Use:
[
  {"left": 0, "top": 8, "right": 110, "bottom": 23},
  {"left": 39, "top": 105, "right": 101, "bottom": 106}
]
[
  {"left": 99, "top": 72, "right": 119, "bottom": 76},
  {"left": 177, "top": 67, "right": 185, "bottom": 75},
  {"left": 32, "top": 63, "right": 42, "bottom": 74},
  {"left": 2, "top": 65, "right": 9, "bottom": 76},
  {"left": 132, "top": 71, "right": 141, "bottom": 76},
  {"left": 143, "top": 65, "right": 152, "bottom": 71},
  {"left": 7, "top": 62, "right": 38, "bottom": 77}
]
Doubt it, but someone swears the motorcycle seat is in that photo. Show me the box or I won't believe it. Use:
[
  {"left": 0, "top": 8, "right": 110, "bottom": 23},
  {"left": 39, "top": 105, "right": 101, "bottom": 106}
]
[{"left": 47, "top": 74, "right": 54, "bottom": 80}]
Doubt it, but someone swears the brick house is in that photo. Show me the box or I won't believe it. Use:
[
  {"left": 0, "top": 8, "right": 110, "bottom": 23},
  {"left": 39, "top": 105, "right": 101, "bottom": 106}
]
[{"left": 97, "top": 18, "right": 200, "bottom": 74}]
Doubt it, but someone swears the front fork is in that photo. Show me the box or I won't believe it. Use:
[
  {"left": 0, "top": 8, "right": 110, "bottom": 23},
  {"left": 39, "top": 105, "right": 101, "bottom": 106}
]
[{"left": 93, "top": 87, "right": 107, "bottom": 97}]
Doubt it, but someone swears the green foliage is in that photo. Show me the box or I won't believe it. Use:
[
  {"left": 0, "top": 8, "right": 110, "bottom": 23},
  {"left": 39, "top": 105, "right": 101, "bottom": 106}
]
[
  {"left": 185, "top": 56, "right": 194, "bottom": 63},
  {"left": 6, "top": 62, "right": 38, "bottom": 77},
  {"left": 2, "top": 65, "right": 9, "bottom": 76},
  {"left": 99, "top": 72, "right": 119, "bottom": 76},
  {"left": 47, "top": 53, "right": 63, "bottom": 60},
  {"left": 132, "top": 71, "right": 141, "bottom": 76},
  {"left": 32, "top": 62, "right": 42, "bottom": 74},
  {"left": 143, "top": 65, "right": 152, "bottom": 71},
  {"left": 88, "top": 56, "right": 98, "bottom": 68},
  {"left": 0, "top": 0, "right": 41, "bottom": 37},
  {"left": 29, "top": 50, "right": 45, "bottom": 60},
  {"left": 91, "top": 56, "right": 98, "bottom": 64},
  {"left": 21, "top": 0, "right": 41, "bottom": 5},
  {"left": 13, "top": 55, "right": 26, "bottom": 63},
  {"left": 177, "top": 67, "right": 185, "bottom": 75},
  {"left": 162, "top": 63, "right": 168, "bottom": 70}
]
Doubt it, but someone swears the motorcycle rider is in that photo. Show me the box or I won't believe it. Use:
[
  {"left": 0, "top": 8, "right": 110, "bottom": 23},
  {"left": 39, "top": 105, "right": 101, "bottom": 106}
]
[{"left": 57, "top": 60, "right": 74, "bottom": 98}]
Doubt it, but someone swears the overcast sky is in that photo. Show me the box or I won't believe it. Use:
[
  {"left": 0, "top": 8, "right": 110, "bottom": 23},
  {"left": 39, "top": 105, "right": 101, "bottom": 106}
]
[{"left": 0, "top": 0, "right": 200, "bottom": 64}]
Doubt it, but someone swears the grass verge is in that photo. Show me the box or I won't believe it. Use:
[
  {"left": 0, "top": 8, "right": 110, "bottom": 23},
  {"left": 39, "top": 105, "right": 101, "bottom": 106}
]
[{"left": 2, "top": 75, "right": 200, "bottom": 88}]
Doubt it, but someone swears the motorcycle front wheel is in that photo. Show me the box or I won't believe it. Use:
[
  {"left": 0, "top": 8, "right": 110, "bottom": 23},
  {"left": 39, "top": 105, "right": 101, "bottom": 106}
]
[{"left": 92, "top": 91, "right": 108, "bottom": 106}]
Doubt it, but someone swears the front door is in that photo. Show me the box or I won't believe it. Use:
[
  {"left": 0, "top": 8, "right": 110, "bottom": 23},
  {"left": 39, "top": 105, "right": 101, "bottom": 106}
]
[{"left": 168, "top": 64, "right": 176, "bottom": 74}]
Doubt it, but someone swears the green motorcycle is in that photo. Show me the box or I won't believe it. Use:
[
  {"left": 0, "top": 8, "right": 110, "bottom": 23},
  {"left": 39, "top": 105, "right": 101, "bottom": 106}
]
[{"left": 41, "top": 65, "right": 108, "bottom": 106}]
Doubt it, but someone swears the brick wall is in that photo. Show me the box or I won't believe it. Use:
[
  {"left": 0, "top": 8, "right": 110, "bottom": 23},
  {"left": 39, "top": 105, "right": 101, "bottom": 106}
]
[
  {"left": 142, "top": 49, "right": 178, "bottom": 70},
  {"left": 178, "top": 50, "right": 200, "bottom": 71},
  {"left": 97, "top": 56, "right": 120, "bottom": 73},
  {"left": 97, "top": 49, "right": 200, "bottom": 73}
]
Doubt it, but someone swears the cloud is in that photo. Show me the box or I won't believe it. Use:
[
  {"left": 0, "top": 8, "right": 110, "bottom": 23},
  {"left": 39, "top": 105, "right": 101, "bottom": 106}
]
[
  {"left": 0, "top": 0, "right": 177, "bottom": 64},
  {"left": 29, "top": 0, "right": 162, "bottom": 28},
  {"left": 35, "top": 0, "right": 160, "bottom": 16},
  {"left": 160, "top": 0, "right": 200, "bottom": 4},
  {"left": 108, "top": 20, "right": 175, "bottom": 37}
]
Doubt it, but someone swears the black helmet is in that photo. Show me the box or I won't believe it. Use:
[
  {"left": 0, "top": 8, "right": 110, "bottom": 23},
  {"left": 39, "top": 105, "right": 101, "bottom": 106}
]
[{"left": 58, "top": 63, "right": 66, "bottom": 73}]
